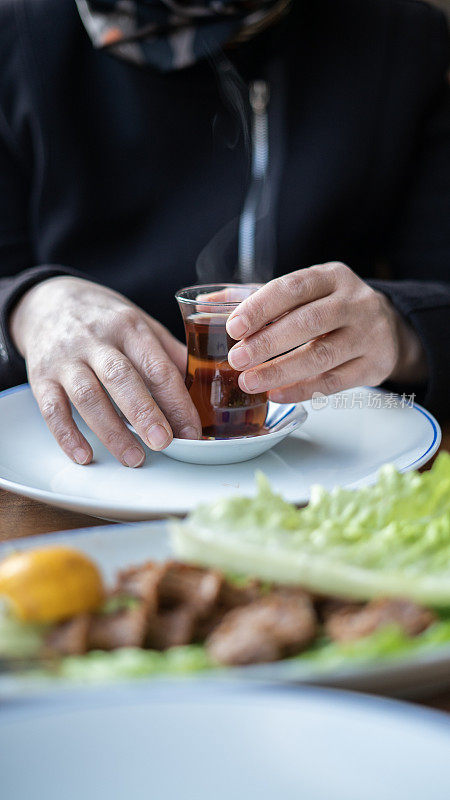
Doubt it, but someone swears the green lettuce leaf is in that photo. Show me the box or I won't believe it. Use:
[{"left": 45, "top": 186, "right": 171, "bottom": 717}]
[
  {"left": 0, "top": 603, "right": 48, "bottom": 659},
  {"left": 57, "top": 645, "right": 212, "bottom": 683},
  {"left": 171, "top": 453, "right": 450, "bottom": 606},
  {"left": 297, "top": 619, "right": 450, "bottom": 671}
]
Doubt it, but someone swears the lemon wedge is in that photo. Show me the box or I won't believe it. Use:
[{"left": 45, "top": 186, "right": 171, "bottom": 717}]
[{"left": 0, "top": 547, "right": 104, "bottom": 622}]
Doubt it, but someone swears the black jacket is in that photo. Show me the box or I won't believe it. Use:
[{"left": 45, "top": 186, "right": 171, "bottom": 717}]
[{"left": 0, "top": 0, "right": 449, "bottom": 416}]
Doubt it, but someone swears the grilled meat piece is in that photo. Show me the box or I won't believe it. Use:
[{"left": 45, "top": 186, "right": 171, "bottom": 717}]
[
  {"left": 45, "top": 614, "right": 90, "bottom": 656},
  {"left": 114, "top": 561, "right": 163, "bottom": 606},
  {"left": 157, "top": 561, "right": 222, "bottom": 614},
  {"left": 325, "top": 598, "right": 436, "bottom": 642},
  {"left": 46, "top": 605, "right": 149, "bottom": 655},
  {"left": 195, "top": 577, "right": 266, "bottom": 640},
  {"left": 206, "top": 594, "right": 317, "bottom": 666},
  {"left": 317, "top": 597, "right": 363, "bottom": 623},
  {"left": 88, "top": 605, "right": 148, "bottom": 650},
  {"left": 115, "top": 560, "right": 223, "bottom": 618},
  {"left": 217, "top": 578, "right": 262, "bottom": 609},
  {"left": 146, "top": 606, "right": 198, "bottom": 649},
  {"left": 147, "top": 561, "right": 224, "bottom": 648},
  {"left": 115, "top": 560, "right": 224, "bottom": 650}
]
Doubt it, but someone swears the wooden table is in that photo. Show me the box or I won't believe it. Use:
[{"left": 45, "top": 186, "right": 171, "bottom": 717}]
[{"left": 1, "top": 424, "right": 449, "bottom": 712}]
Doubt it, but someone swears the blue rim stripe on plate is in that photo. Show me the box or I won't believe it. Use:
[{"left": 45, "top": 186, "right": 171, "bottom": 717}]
[
  {"left": 406, "top": 404, "right": 439, "bottom": 469},
  {"left": 0, "top": 383, "right": 29, "bottom": 398},
  {"left": 357, "top": 385, "right": 440, "bottom": 471}
]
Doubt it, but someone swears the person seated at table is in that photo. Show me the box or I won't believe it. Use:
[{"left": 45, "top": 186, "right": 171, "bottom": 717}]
[{"left": 0, "top": 0, "right": 448, "bottom": 468}]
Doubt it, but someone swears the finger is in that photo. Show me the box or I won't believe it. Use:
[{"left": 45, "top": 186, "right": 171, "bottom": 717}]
[
  {"left": 32, "top": 380, "right": 93, "bottom": 465},
  {"left": 90, "top": 347, "right": 176, "bottom": 449},
  {"left": 238, "top": 327, "right": 361, "bottom": 394},
  {"left": 120, "top": 325, "right": 202, "bottom": 440},
  {"left": 268, "top": 357, "right": 369, "bottom": 403},
  {"left": 228, "top": 296, "right": 348, "bottom": 371},
  {"left": 195, "top": 286, "right": 261, "bottom": 314},
  {"left": 62, "top": 366, "right": 147, "bottom": 466},
  {"left": 196, "top": 287, "right": 259, "bottom": 302},
  {"left": 145, "top": 315, "right": 187, "bottom": 376},
  {"left": 226, "top": 264, "right": 340, "bottom": 340},
  {"left": 115, "top": 306, "right": 187, "bottom": 376}
]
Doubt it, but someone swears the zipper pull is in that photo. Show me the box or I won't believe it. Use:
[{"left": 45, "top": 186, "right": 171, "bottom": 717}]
[
  {"left": 249, "top": 80, "right": 269, "bottom": 180},
  {"left": 249, "top": 80, "right": 270, "bottom": 115},
  {"left": 238, "top": 79, "right": 270, "bottom": 283}
]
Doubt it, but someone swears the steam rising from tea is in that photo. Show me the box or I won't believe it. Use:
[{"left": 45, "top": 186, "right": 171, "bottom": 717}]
[{"left": 195, "top": 55, "right": 277, "bottom": 287}]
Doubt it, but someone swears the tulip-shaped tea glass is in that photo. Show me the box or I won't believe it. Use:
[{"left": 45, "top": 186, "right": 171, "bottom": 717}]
[{"left": 176, "top": 284, "right": 268, "bottom": 439}]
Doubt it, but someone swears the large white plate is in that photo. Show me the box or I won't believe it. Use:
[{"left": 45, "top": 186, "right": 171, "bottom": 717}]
[
  {"left": 2, "top": 522, "right": 450, "bottom": 700},
  {"left": 1, "top": 683, "right": 450, "bottom": 800},
  {"left": 0, "top": 384, "right": 440, "bottom": 520}
]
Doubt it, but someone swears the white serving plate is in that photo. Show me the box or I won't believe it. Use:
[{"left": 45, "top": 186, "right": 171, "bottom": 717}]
[
  {"left": 1, "top": 683, "right": 450, "bottom": 800},
  {"left": 1, "top": 522, "right": 450, "bottom": 701},
  {"left": 0, "top": 384, "right": 440, "bottom": 520}
]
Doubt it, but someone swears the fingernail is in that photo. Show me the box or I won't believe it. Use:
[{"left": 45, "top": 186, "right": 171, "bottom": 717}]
[
  {"left": 179, "top": 426, "right": 200, "bottom": 440},
  {"left": 242, "top": 371, "right": 260, "bottom": 392},
  {"left": 229, "top": 346, "right": 250, "bottom": 370},
  {"left": 269, "top": 393, "right": 284, "bottom": 404},
  {"left": 227, "top": 315, "right": 248, "bottom": 339},
  {"left": 147, "top": 424, "right": 171, "bottom": 450},
  {"left": 74, "top": 448, "right": 90, "bottom": 465},
  {"left": 123, "top": 446, "right": 145, "bottom": 468}
]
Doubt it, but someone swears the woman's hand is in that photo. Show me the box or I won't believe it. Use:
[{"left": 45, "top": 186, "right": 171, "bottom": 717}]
[
  {"left": 226, "top": 262, "right": 427, "bottom": 402},
  {"left": 10, "top": 277, "right": 201, "bottom": 466}
]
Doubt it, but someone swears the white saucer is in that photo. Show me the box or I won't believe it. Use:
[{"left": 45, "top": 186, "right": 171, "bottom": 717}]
[
  {"left": 0, "top": 384, "right": 440, "bottom": 520},
  {"left": 160, "top": 402, "right": 307, "bottom": 465}
]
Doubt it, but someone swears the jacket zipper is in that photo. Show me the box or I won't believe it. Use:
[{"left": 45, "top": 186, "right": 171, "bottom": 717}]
[{"left": 238, "top": 79, "right": 270, "bottom": 283}]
